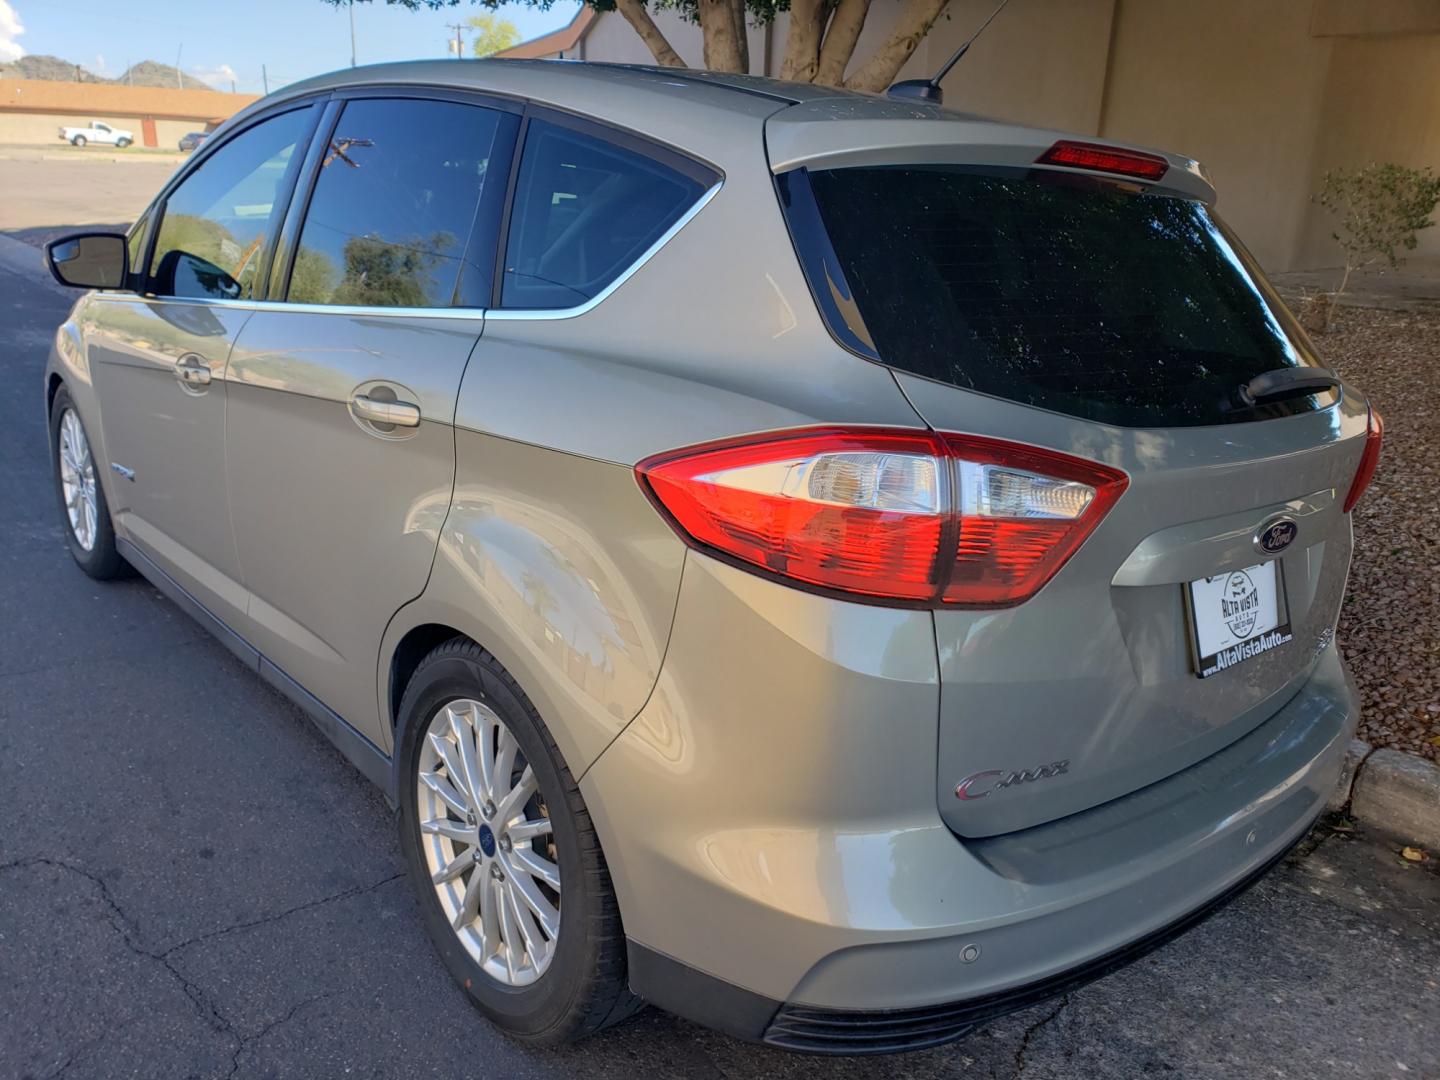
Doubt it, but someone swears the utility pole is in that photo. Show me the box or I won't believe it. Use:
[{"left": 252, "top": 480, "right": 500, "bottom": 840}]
[
  {"left": 446, "top": 22, "right": 466, "bottom": 58},
  {"left": 175, "top": 44, "right": 184, "bottom": 89},
  {"left": 349, "top": 0, "right": 357, "bottom": 67},
  {"left": 262, "top": 64, "right": 269, "bottom": 94}
]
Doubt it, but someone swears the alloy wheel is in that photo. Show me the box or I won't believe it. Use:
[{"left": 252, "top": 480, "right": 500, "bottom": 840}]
[
  {"left": 416, "top": 698, "right": 561, "bottom": 986},
  {"left": 57, "top": 408, "right": 98, "bottom": 552}
]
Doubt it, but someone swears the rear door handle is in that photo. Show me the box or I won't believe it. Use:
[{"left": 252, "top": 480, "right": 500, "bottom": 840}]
[
  {"left": 175, "top": 354, "right": 212, "bottom": 389},
  {"left": 351, "top": 393, "right": 421, "bottom": 428}
]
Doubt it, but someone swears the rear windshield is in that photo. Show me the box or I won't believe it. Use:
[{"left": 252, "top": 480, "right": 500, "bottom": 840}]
[{"left": 789, "top": 165, "right": 1332, "bottom": 428}]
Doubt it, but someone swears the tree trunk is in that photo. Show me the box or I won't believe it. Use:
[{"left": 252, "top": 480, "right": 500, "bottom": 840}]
[
  {"left": 778, "top": 0, "right": 826, "bottom": 82},
  {"left": 614, "top": 0, "right": 687, "bottom": 68},
  {"left": 698, "top": 0, "right": 748, "bottom": 72},
  {"left": 729, "top": 0, "right": 750, "bottom": 73},
  {"left": 815, "top": 0, "right": 870, "bottom": 85},
  {"left": 844, "top": 0, "right": 951, "bottom": 93}
]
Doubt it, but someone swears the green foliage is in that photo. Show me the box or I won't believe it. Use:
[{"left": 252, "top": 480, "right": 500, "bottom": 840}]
[
  {"left": 1315, "top": 163, "right": 1440, "bottom": 283},
  {"left": 467, "top": 13, "right": 521, "bottom": 56}
]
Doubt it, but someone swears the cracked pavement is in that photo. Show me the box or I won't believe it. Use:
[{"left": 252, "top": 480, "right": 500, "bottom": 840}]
[{"left": 3, "top": 240, "right": 1439, "bottom": 1079}]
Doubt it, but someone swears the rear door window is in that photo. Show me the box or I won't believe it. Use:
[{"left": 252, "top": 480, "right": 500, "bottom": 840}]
[
  {"left": 788, "top": 165, "right": 1333, "bottom": 428},
  {"left": 287, "top": 97, "right": 511, "bottom": 308},
  {"left": 500, "top": 119, "right": 711, "bottom": 310}
]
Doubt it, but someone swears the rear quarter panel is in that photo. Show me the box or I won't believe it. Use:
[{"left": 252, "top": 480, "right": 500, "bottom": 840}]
[{"left": 379, "top": 429, "right": 687, "bottom": 774}]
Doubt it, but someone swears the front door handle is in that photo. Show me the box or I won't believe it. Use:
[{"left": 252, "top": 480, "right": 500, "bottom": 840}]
[
  {"left": 352, "top": 393, "right": 421, "bottom": 428},
  {"left": 175, "top": 354, "right": 212, "bottom": 390}
]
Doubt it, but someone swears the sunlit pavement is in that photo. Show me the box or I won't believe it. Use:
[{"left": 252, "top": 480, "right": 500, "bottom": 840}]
[{"left": 2, "top": 238, "right": 1437, "bottom": 1080}]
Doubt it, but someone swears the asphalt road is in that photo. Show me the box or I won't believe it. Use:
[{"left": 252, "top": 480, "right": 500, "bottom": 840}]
[
  {"left": 0, "top": 150, "right": 182, "bottom": 230},
  {"left": 1, "top": 238, "right": 1438, "bottom": 1080}
]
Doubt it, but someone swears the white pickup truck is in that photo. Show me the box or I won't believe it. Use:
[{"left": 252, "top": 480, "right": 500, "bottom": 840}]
[{"left": 58, "top": 121, "right": 135, "bottom": 148}]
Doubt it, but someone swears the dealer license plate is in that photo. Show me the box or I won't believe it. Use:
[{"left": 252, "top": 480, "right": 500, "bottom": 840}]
[{"left": 1187, "top": 561, "right": 1293, "bottom": 678}]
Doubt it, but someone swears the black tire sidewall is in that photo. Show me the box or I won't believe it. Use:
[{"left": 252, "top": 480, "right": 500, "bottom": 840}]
[
  {"left": 396, "top": 649, "right": 603, "bottom": 1039},
  {"left": 49, "top": 387, "right": 124, "bottom": 579}
]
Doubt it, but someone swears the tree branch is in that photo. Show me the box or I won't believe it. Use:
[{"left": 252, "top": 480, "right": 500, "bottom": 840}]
[
  {"left": 778, "top": 0, "right": 826, "bottom": 82},
  {"left": 614, "top": 0, "right": 688, "bottom": 68},
  {"left": 844, "top": 0, "right": 951, "bottom": 93},
  {"left": 815, "top": 0, "right": 870, "bottom": 85}
]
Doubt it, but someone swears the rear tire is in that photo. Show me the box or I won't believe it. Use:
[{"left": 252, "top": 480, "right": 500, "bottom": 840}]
[
  {"left": 71, "top": 135, "right": 86, "bottom": 147},
  {"left": 50, "top": 385, "right": 126, "bottom": 580},
  {"left": 397, "top": 638, "right": 643, "bottom": 1045}
]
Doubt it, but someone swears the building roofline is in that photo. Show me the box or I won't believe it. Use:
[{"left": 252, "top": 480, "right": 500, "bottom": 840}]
[
  {"left": 493, "top": 7, "right": 597, "bottom": 60},
  {"left": 0, "top": 77, "right": 258, "bottom": 120}
]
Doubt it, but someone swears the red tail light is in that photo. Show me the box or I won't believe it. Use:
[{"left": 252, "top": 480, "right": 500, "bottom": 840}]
[
  {"left": 638, "top": 428, "right": 1128, "bottom": 608},
  {"left": 1036, "top": 140, "right": 1169, "bottom": 182},
  {"left": 1342, "top": 408, "right": 1383, "bottom": 514}
]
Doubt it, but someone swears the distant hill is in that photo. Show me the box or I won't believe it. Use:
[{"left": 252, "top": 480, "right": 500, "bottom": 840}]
[
  {"left": 118, "top": 60, "right": 215, "bottom": 91},
  {"left": 0, "top": 54, "right": 217, "bottom": 91},
  {"left": 0, "top": 54, "right": 107, "bottom": 83}
]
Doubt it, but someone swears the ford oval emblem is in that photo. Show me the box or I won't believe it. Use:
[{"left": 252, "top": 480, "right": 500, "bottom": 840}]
[{"left": 1255, "top": 517, "right": 1298, "bottom": 556}]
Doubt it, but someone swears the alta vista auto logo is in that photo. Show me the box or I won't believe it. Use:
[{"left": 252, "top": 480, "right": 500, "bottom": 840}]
[{"left": 1220, "top": 569, "right": 1261, "bottom": 639}]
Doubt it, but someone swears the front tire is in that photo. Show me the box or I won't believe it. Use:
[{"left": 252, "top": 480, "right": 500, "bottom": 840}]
[
  {"left": 397, "top": 639, "right": 641, "bottom": 1044},
  {"left": 116, "top": 137, "right": 132, "bottom": 148},
  {"left": 50, "top": 386, "right": 126, "bottom": 580}
]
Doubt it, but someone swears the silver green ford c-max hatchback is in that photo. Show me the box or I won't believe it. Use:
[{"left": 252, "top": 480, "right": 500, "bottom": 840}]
[{"left": 43, "top": 60, "right": 1379, "bottom": 1054}]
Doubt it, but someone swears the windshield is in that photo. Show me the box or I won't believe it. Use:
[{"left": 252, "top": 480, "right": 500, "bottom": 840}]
[{"left": 787, "top": 164, "right": 1333, "bottom": 428}]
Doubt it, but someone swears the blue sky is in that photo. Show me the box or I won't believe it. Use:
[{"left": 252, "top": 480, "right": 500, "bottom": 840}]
[{"left": 0, "top": 0, "right": 582, "bottom": 95}]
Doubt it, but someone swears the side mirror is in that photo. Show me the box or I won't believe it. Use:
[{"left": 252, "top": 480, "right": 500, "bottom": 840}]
[{"left": 45, "top": 232, "right": 129, "bottom": 290}]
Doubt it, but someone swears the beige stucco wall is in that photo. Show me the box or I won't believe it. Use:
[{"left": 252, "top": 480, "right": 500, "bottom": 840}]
[
  {"left": 1296, "top": 31, "right": 1440, "bottom": 266},
  {"left": 0, "top": 112, "right": 148, "bottom": 144},
  {"left": 1098, "top": 0, "right": 1334, "bottom": 271},
  {"left": 920, "top": 0, "right": 1117, "bottom": 134},
  {"left": 0, "top": 111, "right": 214, "bottom": 147}
]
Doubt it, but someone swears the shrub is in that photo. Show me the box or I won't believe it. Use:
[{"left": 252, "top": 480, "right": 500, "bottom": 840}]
[{"left": 1314, "top": 163, "right": 1440, "bottom": 318}]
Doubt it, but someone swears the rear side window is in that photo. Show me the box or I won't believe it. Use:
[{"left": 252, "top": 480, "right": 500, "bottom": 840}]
[
  {"left": 788, "top": 165, "right": 1332, "bottom": 428},
  {"left": 500, "top": 119, "right": 709, "bottom": 310},
  {"left": 288, "top": 97, "right": 509, "bottom": 308},
  {"left": 148, "top": 107, "right": 311, "bottom": 301}
]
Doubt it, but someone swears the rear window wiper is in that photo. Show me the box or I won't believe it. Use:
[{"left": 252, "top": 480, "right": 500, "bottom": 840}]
[{"left": 1238, "top": 367, "right": 1341, "bottom": 407}]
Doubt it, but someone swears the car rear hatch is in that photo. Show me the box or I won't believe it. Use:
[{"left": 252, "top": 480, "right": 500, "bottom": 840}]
[{"left": 768, "top": 103, "right": 1375, "bottom": 836}]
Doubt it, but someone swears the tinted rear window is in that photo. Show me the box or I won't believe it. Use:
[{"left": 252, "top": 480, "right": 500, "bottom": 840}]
[{"left": 793, "top": 165, "right": 1331, "bottom": 427}]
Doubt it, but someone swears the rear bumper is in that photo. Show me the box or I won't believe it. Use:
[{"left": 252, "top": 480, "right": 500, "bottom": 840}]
[
  {"left": 631, "top": 826, "right": 1307, "bottom": 1054},
  {"left": 584, "top": 554, "right": 1358, "bottom": 1051}
]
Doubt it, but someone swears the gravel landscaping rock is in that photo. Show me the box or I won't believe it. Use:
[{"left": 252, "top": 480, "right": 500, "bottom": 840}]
[
  {"left": 1350, "top": 748, "right": 1440, "bottom": 848},
  {"left": 1319, "top": 308, "right": 1440, "bottom": 766}
]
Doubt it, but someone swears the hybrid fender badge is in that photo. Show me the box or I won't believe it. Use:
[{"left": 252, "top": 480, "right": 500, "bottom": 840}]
[
  {"left": 955, "top": 760, "right": 1070, "bottom": 801},
  {"left": 1255, "top": 516, "right": 1298, "bottom": 556},
  {"left": 110, "top": 462, "right": 135, "bottom": 481}
]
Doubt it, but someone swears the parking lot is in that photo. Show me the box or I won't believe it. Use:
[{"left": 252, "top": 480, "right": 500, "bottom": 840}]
[
  {"left": 0, "top": 146, "right": 183, "bottom": 231},
  {"left": 2, "top": 156, "right": 1439, "bottom": 1079}
]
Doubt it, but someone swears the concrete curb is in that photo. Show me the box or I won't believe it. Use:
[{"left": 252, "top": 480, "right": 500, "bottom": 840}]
[{"left": 1329, "top": 740, "right": 1440, "bottom": 850}]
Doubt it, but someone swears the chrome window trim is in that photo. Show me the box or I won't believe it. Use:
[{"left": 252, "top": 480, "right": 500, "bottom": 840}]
[{"left": 91, "top": 181, "right": 721, "bottom": 322}]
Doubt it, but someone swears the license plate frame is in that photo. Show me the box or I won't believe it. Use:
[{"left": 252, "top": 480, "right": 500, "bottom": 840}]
[{"left": 1184, "top": 560, "right": 1294, "bottom": 679}]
